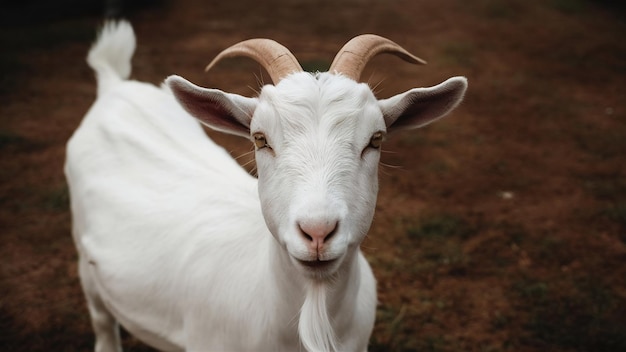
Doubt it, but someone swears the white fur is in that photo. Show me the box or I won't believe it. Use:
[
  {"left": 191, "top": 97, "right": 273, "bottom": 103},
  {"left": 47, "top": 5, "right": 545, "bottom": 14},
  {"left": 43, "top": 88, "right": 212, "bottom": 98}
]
[
  {"left": 87, "top": 21, "right": 135, "bottom": 95},
  {"left": 66, "top": 20, "right": 467, "bottom": 352}
]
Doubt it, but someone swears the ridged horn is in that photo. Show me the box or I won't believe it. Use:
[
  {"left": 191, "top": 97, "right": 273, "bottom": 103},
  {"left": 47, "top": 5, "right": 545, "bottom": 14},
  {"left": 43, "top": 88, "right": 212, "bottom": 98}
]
[
  {"left": 205, "top": 38, "right": 303, "bottom": 84},
  {"left": 329, "top": 34, "right": 427, "bottom": 81}
]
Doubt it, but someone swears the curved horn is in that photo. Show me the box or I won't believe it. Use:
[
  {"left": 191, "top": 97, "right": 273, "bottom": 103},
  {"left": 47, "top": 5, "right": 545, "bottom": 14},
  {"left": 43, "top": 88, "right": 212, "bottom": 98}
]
[
  {"left": 329, "top": 34, "right": 427, "bottom": 81},
  {"left": 205, "top": 39, "right": 303, "bottom": 84}
]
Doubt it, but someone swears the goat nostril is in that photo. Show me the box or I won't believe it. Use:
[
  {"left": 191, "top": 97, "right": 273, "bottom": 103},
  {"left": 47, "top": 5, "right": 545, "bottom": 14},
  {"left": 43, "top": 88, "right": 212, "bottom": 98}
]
[
  {"left": 325, "top": 223, "right": 337, "bottom": 242},
  {"left": 298, "top": 220, "right": 338, "bottom": 244}
]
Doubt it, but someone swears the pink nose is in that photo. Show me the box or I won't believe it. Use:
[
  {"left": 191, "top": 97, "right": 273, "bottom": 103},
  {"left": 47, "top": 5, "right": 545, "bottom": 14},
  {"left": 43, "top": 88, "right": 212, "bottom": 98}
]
[{"left": 298, "top": 219, "right": 338, "bottom": 251}]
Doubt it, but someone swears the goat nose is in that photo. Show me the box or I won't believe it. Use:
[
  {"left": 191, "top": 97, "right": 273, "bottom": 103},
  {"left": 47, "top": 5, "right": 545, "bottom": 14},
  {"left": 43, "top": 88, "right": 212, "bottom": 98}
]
[{"left": 298, "top": 219, "right": 338, "bottom": 250}]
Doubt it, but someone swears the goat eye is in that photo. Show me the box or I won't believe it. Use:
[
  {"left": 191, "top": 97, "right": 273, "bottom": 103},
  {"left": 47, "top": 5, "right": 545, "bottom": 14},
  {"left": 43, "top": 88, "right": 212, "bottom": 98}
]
[
  {"left": 368, "top": 132, "right": 384, "bottom": 149},
  {"left": 253, "top": 132, "right": 270, "bottom": 150}
]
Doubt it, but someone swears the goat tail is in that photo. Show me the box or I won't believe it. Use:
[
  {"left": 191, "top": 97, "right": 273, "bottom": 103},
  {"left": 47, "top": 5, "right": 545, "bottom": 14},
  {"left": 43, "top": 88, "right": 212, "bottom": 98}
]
[
  {"left": 87, "top": 20, "right": 136, "bottom": 96},
  {"left": 299, "top": 282, "right": 340, "bottom": 352}
]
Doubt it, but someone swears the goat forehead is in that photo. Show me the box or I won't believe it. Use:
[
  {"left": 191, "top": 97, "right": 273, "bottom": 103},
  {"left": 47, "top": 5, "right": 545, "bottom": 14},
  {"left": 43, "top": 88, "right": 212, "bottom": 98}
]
[{"left": 256, "top": 72, "right": 382, "bottom": 139}]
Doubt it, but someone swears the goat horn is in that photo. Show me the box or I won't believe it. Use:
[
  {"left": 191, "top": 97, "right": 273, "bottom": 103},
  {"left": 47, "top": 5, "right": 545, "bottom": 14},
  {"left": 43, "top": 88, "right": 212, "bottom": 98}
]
[
  {"left": 329, "top": 34, "right": 427, "bottom": 81},
  {"left": 205, "top": 39, "right": 303, "bottom": 84}
]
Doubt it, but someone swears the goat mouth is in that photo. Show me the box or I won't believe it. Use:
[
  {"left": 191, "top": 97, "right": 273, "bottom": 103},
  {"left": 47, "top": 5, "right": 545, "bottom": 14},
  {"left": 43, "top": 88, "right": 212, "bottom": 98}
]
[{"left": 296, "top": 258, "right": 338, "bottom": 270}]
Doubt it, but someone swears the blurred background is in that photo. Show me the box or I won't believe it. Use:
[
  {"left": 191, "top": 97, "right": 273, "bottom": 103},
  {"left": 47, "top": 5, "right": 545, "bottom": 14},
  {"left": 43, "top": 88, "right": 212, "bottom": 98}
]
[{"left": 1, "top": 0, "right": 625, "bottom": 351}]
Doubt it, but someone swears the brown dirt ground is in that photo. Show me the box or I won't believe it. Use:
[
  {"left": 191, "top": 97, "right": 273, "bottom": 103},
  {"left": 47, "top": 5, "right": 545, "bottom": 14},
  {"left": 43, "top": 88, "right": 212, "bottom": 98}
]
[{"left": 1, "top": 0, "right": 625, "bottom": 351}]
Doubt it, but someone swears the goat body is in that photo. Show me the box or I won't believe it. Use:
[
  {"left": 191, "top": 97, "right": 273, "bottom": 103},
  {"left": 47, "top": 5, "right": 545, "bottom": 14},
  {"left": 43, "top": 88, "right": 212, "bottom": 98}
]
[{"left": 66, "top": 21, "right": 466, "bottom": 352}]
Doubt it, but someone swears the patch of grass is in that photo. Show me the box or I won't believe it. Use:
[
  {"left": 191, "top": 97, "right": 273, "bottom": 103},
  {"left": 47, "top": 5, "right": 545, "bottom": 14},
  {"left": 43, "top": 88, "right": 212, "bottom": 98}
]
[
  {"left": 582, "top": 175, "right": 626, "bottom": 241},
  {"left": 370, "top": 290, "right": 463, "bottom": 351},
  {"left": 369, "top": 305, "right": 409, "bottom": 352},
  {"left": 604, "top": 202, "right": 626, "bottom": 240},
  {"left": 495, "top": 221, "right": 527, "bottom": 245},
  {"left": 406, "top": 213, "right": 472, "bottom": 240},
  {"left": 0, "top": 130, "right": 47, "bottom": 155},
  {"left": 42, "top": 185, "right": 70, "bottom": 211},
  {"left": 420, "top": 240, "right": 466, "bottom": 267},
  {"left": 490, "top": 310, "right": 510, "bottom": 331},
  {"left": 367, "top": 251, "right": 407, "bottom": 273},
  {"left": 0, "top": 130, "right": 28, "bottom": 150},
  {"left": 515, "top": 279, "right": 548, "bottom": 303},
  {"left": 574, "top": 128, "right": 625, "bottom": 159},
  {"left": 535, "top": 235, "right": 569, "bottom": 265},
  {"left": 399, "top": 213, "right": 473, "bottom": 276},
  {"left": 464, "top": 222, "right": 525, "bottom": 272},
  {"left": 514, "top": 276, "right": 626, "bottom": 351},
  {"left": 417, "top": 335, "right": 448, "bottom": 352},
  {"left": 584, "top": 176, "right": 626, "bottom": 202}
]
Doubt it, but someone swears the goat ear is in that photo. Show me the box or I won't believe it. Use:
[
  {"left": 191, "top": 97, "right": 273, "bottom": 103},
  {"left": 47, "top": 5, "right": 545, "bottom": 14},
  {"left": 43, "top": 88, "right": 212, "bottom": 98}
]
[
  {"left": 166, "top": 75, "right": 258, "bottom": 138},
  {"left": 378, "top": 76, "right": 467, "bottom": 133}
]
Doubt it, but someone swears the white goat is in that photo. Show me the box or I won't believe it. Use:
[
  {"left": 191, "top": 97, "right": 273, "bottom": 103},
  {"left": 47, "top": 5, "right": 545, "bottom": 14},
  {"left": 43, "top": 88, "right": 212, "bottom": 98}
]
[{"left": 65, "top": 21, "right": 467, "bottom": 352}]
